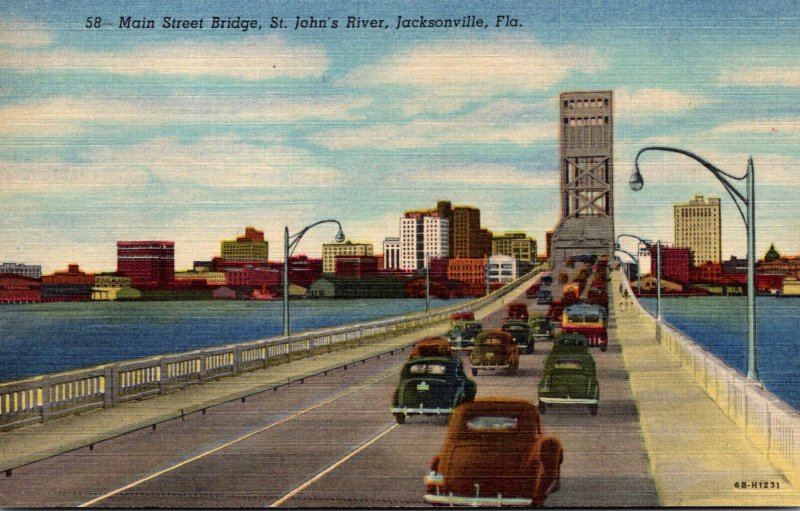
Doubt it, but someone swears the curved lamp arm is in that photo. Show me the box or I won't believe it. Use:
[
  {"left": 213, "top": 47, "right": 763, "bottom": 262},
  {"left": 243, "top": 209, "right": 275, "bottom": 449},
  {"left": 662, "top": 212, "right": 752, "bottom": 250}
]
[
  {"left": 632, "top": 146, "right": 751, "bottom": 227},
  {"left": 287, "top": 219, "right": 345, "bottom": 256}
]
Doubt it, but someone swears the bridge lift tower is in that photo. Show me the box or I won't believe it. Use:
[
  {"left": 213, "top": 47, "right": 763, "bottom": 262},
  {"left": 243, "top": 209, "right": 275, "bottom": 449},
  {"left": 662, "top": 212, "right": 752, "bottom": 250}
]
[{"left": 550, "top": 90, "right": 615, "bottom": 266}]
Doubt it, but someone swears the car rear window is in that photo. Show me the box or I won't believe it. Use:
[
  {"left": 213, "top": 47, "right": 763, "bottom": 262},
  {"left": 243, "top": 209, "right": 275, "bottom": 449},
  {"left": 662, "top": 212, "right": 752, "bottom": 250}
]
[
  {"left": 466, "top": 415, "right": 519, "bottom": 431},
  {"left": 554, "top": 359, "right": 584, "bottom": 369},
  {"left": 481, "top": 337, "right": 505, "bottom": 345},
  {"left": 408, "top": 363, "right": 447, "bottom": 375}
]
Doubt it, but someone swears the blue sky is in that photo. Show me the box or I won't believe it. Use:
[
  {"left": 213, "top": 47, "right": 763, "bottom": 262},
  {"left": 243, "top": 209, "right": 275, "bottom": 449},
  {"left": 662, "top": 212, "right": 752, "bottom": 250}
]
[{"left": 1, "top": 0, "right": 798, "bottom": 272}]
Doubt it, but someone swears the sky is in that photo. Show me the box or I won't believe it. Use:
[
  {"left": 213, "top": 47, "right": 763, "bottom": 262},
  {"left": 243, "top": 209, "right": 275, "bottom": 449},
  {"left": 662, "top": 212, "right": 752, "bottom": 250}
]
[{"left": 1, "top": 0, "right": 798, "bottom": 273}]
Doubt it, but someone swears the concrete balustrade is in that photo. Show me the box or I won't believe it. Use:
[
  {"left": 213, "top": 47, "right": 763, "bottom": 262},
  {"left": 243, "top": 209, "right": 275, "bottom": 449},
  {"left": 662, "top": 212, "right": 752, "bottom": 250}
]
[
  {"left": 0, "top": 266, "right": 541, "bottom": 432},
  {"left": 616, "top": 270, "right": 800, "bottom": 489}
]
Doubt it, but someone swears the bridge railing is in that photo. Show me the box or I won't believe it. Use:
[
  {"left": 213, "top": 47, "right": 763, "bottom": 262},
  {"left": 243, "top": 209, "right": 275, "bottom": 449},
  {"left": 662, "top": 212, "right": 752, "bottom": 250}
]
[
  {"left": 616, "top": 270, "right": 800, "bottom": 487},
  {"left": 0, "top": 267, "right": 541, "bottom": 432}
]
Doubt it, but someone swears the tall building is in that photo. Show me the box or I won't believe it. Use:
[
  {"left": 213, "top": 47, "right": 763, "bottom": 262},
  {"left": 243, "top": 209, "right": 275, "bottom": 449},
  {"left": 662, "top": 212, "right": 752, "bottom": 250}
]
[
  {"left": 383, "top": 237, "right": 400, "bottom": 269},
  {"left": 550, "top": 91, "right": 615, "bottom": 265},
  {"left": 117, "top": 241, "right": 175, "bottom": 286},
  {"left": 221, "top": 226, "right": 268, "bottom": 262},
  {"left": 0, "top": 262, "right": 42, "bottom": 279},
  {"left": 492, "top": 232, "right": 537, "bottom": 262},
  {"left": 452, "top": 206, "right": 486, "bottom": 258},
  {"left": 322, "top": 241, "right": 373, "bottom": 273},
  {"left": 648, "top": 245, "right": 691, "bottom": 283},
  {"left": 674, "top": 194, "right": 721, "bottom": 264},
  {"left": 399, "top": 215, "right": 449, "bottom": 270}
]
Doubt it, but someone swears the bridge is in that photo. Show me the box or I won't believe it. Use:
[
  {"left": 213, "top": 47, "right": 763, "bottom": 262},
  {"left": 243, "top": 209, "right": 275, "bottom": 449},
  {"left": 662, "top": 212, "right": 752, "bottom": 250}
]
[{"left": 0, "top": 263, "right": 798, "bottom": 507}]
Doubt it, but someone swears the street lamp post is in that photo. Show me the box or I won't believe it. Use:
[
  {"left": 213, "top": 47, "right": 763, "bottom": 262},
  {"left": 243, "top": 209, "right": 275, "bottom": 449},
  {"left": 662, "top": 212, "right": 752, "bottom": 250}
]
[
  {"left": 614, "top": 247, "right": 639, "bottom": 289},
  {"left": 616, "top": 233, "right": 654, "bottom": 296},
  {"left": 284, "top": 220, "right": 345, "bottom": 337},
  {"left": 631, "top": 146, "right": 758, "bottom": 381},
  {"left": 425, "top": 254, "right": 431, "bottom": 313}
]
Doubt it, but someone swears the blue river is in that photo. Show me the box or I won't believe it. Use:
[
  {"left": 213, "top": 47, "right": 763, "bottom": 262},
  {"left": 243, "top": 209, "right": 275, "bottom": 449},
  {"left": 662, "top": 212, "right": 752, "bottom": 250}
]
[
  {"left": 0, "top": 298, "right": 467, "bottom": 383},
  {"left": 640, "top": 296, "right": 800, "bottom": 411}
]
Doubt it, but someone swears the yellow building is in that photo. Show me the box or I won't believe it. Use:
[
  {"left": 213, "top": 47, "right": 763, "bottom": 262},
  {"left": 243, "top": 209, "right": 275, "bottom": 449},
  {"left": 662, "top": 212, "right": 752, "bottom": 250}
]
[
  {"left": 492, "top": 232, "right": 537, "bottom": 262},
  {"left": 322, "top": 241, "right": 373, "bottom": 273},
  {"left": 173, "top": 271, "right": 227, "bottom": 284},
  {"left": 221, "top": 226, "right": 268, "bottom": 261},
  {"left": 674, "top": 194, "right": 721, "bottom": 264}
]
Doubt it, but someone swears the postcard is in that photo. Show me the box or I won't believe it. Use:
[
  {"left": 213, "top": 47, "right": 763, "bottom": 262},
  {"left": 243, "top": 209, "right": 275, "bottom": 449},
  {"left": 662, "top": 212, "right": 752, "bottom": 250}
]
[{"left": 0, "top": 0, "right": 798, "bottom": 507}]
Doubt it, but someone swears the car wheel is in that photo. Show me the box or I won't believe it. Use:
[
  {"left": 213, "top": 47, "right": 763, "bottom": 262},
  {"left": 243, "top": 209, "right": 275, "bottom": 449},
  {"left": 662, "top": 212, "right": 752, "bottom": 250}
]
[
  {"left": 538, "top": 400, "right": 546, "bottom": 413},
  {"left": 590, "top": 404, "right": 598, "bottom": 416},
  {"left": 394, "top": 413, "right": 406, "bottom": 424},
  {"left": 601, "top": 345, "right": 607, "bottom": 352},
  {"left": 471, "top": 368, "right": 478, "bottom": 376},
  {"left": 526, "top": 344, "right": 534, "bottom": 355}
]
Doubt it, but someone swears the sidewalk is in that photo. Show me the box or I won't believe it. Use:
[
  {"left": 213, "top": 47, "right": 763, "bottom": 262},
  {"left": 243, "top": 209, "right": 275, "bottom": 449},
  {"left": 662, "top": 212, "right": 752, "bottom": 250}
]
[
  {"left": 610, "top": 271, "right": 799, "bottom": 506},
  {"left": 0, "top": 277, "right": 532, "bottom": 474}
]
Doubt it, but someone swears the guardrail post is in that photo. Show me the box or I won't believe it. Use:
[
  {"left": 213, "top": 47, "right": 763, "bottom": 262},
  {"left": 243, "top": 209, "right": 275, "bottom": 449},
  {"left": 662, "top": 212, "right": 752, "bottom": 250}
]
[
  {"left": 104, "top": 366, "right": 115, "bottom": 407},
  {"left": 40, "top": 377, "right": 51, "bottom": 421},
  {"left": 198, "top": 353, "right": 206, "bottom": 384},
  {"left": 159, "top": 360, "right": 167, "bottom": 395},
  {"left": 233, "top": 346, "right": 240, "bottom": 375}
]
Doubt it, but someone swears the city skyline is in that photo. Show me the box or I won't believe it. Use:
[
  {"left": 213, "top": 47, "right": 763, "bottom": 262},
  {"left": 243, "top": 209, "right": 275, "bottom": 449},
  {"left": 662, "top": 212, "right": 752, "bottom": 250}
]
[{"left": 1, "top": 0, "right": 799, "bottom": 273}]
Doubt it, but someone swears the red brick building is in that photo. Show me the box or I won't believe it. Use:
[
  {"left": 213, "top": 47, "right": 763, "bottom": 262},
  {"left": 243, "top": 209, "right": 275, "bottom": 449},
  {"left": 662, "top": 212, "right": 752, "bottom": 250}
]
[
  {"left": 0, "top": 274, "right": 41, "bottom": 303},
  {"left": 225, "top": 266, "right": 281, "bottom": 287},
  {"left": 335, "top": 255, "right": 379, "bottom": 278},
  {"left": 117, "top": 241, "right": 175, "bottom": 287},
  {"left": 649, "top": 246, "right": 691, "bottom": 284}
]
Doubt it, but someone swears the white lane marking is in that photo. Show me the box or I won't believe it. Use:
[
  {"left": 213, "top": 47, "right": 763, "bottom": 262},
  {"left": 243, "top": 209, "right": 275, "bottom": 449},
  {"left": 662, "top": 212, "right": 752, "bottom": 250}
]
[
  {"left": 79, "top": 367, "right": 401, "bottom": 508},
  {"left": 269, "top": 422, "right": 399, "bottom": 508}
]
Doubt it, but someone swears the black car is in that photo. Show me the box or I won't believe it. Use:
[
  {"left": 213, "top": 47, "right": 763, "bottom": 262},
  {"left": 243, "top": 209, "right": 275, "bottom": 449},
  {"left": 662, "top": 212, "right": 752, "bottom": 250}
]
[
  {"left": 391, "top": 356, "right": 477, "bottom": 424},
  {"left": 501, "top": 320, "right": 534, "bottom": 354},
  {"left": 537, "top": 289, "right": 553, "bottom": 304},
  {"left": 446, "top": 320, "right": 483, "bottom": 351}
]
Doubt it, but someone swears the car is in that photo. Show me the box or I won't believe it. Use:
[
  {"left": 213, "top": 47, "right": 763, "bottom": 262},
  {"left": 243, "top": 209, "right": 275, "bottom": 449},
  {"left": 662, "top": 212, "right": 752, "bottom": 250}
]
[
  {"left": 391, "top": 356, "right": 477, "bottom": 424},
  {"left": 536, "top": 288, "right": 553, "bottom": 304},
  {"left": 446, "top": 320, "right": 483, "bottom": 351},
  {"left": 538, "top": 334, "right": 599, "bottom": 415},
  {"left": 501, "top": 319, "right": 534, "bottom": 354},
  {"left": 450, "top": 311, "right": 475, "bottom": 323},
  {"left": 423, "top": 398, "right": 563, "bottom": 507},
  {"left": 469, "top": 330, "right": 520, "bottom": 376},
  {"left": 529, "top": 315, "right": 554, "bottom": 341},
  {"left": 410, "top": 336, "right": 453, "bottom": 358},
  {"left": 525, "top": 283, "right": 541, "bottom": 298},
  {"left": 561, "top": 303, "right": 608, "bottom": 351},
  {"left": 540, "top": 273, "right": 553, "bottom": 286},
  {"left": 506, "top": 302, "right": 529, "bottom": 321}
]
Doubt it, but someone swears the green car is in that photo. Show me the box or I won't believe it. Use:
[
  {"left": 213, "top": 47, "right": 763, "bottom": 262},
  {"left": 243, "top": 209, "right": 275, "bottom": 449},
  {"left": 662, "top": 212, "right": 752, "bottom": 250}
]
[
  {"left": 529, "top": 316, "right": 554, "bottom": 342},
  {"left": 391, "top": 356, "right": 477, "bottom": 424},
  {"left": 537, "top": 334, "right": 599, "bottom": 415},
  {"left": 446, "top": 320, "right": 483, "bottom": 351},
  {"left": 501, "top": 320, "right": 534, "bottom": 354}
]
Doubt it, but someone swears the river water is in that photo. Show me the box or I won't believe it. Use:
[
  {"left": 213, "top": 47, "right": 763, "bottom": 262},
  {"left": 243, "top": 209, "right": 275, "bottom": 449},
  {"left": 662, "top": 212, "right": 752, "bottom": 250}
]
[
  {"left": 639, "top": 296, "right": 799, "bottom": 411},
  {"left": 0, "top": 298, "right": 467, "bottom": 382}
]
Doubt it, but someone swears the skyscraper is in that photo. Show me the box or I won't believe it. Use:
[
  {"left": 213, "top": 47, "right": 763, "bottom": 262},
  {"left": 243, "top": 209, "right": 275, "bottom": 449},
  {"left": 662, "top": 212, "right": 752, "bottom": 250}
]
[
  {"left": 674, "top": 194, "right": 722, "bottom": 264},
  {"left": 452, "top": 206, "right": 483, "bottom": 258},
  {"left": 221, "top": 226, "right": 268, "bottom": 261},
  {"left": 399, "top": 214, "right": 449, "bottom": 270},
  {"left": 550, "top": 91, "right": 615, "bottom": 265}
]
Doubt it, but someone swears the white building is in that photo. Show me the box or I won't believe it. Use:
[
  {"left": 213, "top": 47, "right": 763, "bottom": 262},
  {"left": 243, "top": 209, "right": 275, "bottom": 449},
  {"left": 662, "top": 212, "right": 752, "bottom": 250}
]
[
  {"left": 487, "top": 255, "right": 517, "bottom": 283},
  {"left": 383, "top": 237, "right": 400, "bottom": 269},
  {"left": 0, "top": 262, "right": 42, "bottom": 279},
  {"left": 399, "top": 216, "right": 449, "bottom": 271}
]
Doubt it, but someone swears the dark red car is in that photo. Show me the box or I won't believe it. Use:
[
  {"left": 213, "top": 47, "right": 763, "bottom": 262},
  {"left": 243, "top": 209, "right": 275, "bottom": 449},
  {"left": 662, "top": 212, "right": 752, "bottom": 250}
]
[
  {"left": 424, "top": 398, "right": 563, "bottom": 507},
  {"left": 506, "top": 302, "right": 529, "bottom": 321}
]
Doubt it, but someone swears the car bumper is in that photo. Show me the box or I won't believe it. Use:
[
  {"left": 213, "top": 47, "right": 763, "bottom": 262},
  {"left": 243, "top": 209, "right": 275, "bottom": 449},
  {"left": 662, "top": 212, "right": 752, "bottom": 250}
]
[
  {"left": 391, "top": 406, "right": 453, "bottom": 416},
  {"left": 470, "top": 364, "right": 511, "bottom": 370},
  {"left": 424, "top": 492, "right": 532, "bottom": 507},
  {"left": 538, "top": 396, "right": 598, "bottom": 405}
]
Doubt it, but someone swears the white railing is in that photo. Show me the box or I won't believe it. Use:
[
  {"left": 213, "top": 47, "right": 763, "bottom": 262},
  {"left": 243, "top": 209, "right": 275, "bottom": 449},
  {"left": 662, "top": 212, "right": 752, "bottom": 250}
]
[
  {"left": 0, "top": 268, "right": 541, "bottom": 431},
  {"left": 614, "top": 270, "right": 800, "bottom": 487}
]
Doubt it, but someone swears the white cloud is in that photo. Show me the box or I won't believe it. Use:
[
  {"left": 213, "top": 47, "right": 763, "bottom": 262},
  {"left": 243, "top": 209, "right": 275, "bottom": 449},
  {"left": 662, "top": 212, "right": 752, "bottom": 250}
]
[
  {"left": 341, "top": 35, "right": 606, "bottom": 94},
  {"left": 315, "top": 100, "right": 557, "bottom": 150},
  {"left": 719, "top": 66, "right": 800, "bottom": 88},
  {"left": 0, "top": 95, "right": 372, "bottom": 136},
  {"left": 0, "top": 35, "right": 327, "bottom": 80},
  {"left": 0, "top": 19, "right": 52, "bottom": 48},
  {"left": 403, "top": 164, "right": 557, "bottom": 188},
  {"left": 712, "top": 119, "right": 800, "bottom": 140},
  {"left": 0, "top": 160, "right": 149, "bottom": 192},
  {"left": 614, "top": 88, "right": 715, "bottom": 120}
]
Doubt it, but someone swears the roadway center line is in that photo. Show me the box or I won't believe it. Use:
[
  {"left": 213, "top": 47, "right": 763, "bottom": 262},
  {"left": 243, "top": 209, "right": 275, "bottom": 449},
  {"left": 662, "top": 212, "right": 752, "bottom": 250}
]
[
  {"left": 78, "top": 366, "right": 401, "bottom": 508},
  {"left": 268, "top": 422, "right": 399, "bottom": 508}
]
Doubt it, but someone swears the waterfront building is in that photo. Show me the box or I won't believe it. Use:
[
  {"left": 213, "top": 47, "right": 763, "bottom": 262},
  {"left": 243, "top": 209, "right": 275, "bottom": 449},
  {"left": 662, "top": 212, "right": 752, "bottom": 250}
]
[
  {"left": 0, "top": 262, "right": 42, "bottom": 279},
  {"left": 309, "top": 275, "right": 407, "bottom": 298},
  {"left": 224, "top": 266, "right": 280, "bottom": 287},
  {"left": 322, "top": 241, "right": 373, "bottom": 274},
  {"left": 173, "top": 270, "right": 227, "bottom": 285},
  {"left": 211, "top": 256, "right": 269, "bottom": 272},
  {"left": 647, "top": 245, "right": 691, "bottom": 283},
  {"left": 399, "top": 215, "right": 449, "bottom": 271},
  {"left": 117, "top": 241, "right": 175, "bottom": 287},
  {"left": 221, "top": 226, "right": 268, "bottom": 262},
  {"left": 550, "top": 91, "right": 615, "bottom": 264},
  {"left": 689, "top": 262, "right": 727, "bottom": 285},
  {"left": 757, "top": 244, "right": 800, "bottom": 279},
  {"left": 430, "top": 257, "right": 487, "bottom": 296},
  {"left": 492, "top": 232, "right": 537, "bottom": 262},
  {"left": 674, "top": 194, "right": 722, "bottom": 264},
  {"left": 0, "top": 274, "right": 41, "bottom": 303},
  {"left": 42, "top": 264, "right": 94, "bottom": 285},
  {"left": 193, "top": 261, "right": 213, "bottom": 272},
  {"left": 94, "top": 272, "right": 132, "bottom": 288},
  {"left": 287, "top": 255, "right": 323, "bottom": 288},
  {"left": 487, "top": 255, "right": 517, "bottom": 283},
  {"left": 335, "top": 255, "right": 379, "bottom": 278},
  {"left": 92, "top": 285, "right": 141, "bottom": 301},
  {"left": 382, "top": 237, "right": 400, "bottom": 269}
]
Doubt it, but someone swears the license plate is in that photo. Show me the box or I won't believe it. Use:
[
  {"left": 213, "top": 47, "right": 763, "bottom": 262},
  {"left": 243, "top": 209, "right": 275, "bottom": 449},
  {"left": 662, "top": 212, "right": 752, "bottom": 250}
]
[{"left": 416, "top": 382, "right": 430, "bottom": 391}]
